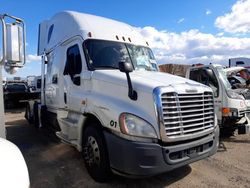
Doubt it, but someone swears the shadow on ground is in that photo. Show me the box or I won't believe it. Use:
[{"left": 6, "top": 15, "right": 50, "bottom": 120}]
[
  {"left": 6, "top": 117, "right": 192, "bottom": 188},
  {"left": 5, "top": 107, "right": 25, "bottom": 114},
  {"left": 221, "top": 137, "right": 250, "bottom": 144}
]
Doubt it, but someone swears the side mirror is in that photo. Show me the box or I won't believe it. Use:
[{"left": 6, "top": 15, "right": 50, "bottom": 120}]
[
  {"left": 6, "top": 23, "right": 24, "bottom": 63},
  {"left": 119, "top": 62, "right": 133, "bottom": 73},
  {"left": 0, "top": 14, "right": 26, "bottom": 74},
  {"left": 118, "top": 61, "right": 137, "bottom": 101}
]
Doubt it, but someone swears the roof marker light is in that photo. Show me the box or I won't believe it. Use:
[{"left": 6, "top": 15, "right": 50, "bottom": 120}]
[
  {"left": 146, "top": 41, "right": 149, "bottom": 46},
  {"left": 116, "top": 35, "right": 119, "bottom": 40},
  {"left": 122, "top": 36, "right": 126, "bottom": 41},
  {"left": 128, "top": 37, "right": 131, "bottom": 42},
  {"left": 88, "top": 32, "right": 92, "bottom": 37}
]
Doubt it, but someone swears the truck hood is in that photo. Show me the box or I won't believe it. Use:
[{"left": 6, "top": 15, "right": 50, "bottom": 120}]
[{"left": 93, "top": 70, "right": 208, "bottom": 93}]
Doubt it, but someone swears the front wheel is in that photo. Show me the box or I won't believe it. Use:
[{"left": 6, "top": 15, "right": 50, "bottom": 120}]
[{"left": 82, "top": 126, "right": 111, "bottom": 182}]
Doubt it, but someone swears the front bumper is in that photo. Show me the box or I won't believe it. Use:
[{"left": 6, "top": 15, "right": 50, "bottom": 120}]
[{"left": 104, "top": 126, "right": 219, "bottom": 177}]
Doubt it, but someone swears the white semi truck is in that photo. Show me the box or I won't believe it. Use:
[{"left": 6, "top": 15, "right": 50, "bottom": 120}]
[
  {"left": 26, "top": 11, "right": 219, "bottom": 182},
  {"left": 0, "top": 14, "right": 29, "bottom": 188},
  {"left": 186, "top": 64, "right": 250, "bottom": 136}
]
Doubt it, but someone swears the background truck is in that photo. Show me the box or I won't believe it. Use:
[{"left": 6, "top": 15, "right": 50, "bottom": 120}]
[
  {"left": 3, "top": 78, "right": 40, "bottom": 109},
  {"left": 186, "top": 64, "right": 250, "bottom": 136},
  {"left": 3, "top": 80, "right": 28, "bottom": 108},
  {"left": 25, "top": 11, "right": 219, "bottom": 182},
  {"left": 26, "top": 75, "right": 42, "bottom": 93},
  {"left": 229, "top": 57, "right": 250, "bottom": 71}
]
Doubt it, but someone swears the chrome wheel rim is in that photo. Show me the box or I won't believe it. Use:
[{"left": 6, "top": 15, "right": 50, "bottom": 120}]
[{"left": 83, "top": 136, "right": 100, "bottom": 166}]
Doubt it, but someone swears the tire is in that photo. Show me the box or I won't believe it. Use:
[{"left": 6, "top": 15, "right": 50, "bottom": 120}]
[
  {"left": 82, "top": 125, "right": 111, "bottom": 182},
  {"left": 25, "top": 104, "right": 33, "bottom": 124},
  {"left": 220, "top": 127, "right": 235, "bottom": 138},
  {"left": 33, "top": 102, "right": 40, "bottom": 128}
]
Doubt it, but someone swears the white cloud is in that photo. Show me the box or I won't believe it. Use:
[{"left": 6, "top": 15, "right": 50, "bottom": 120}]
[
  {"left": 215, "top": 0, "right": 250, "bottom": 33},
  {"left": 217, "top": 32, "right": 224, "bottom": 37},
  {"left": 138, "top": 26, "right": 250, "bottom": 65},
  {"left": 177, "top": 18, "right": 185, "bottom": 24},
  {"left": 26, "top": 54, "right": 41, "bottom": 63},
  {"left": 206, "top": 9, "right": 212, "bottom": 15}
]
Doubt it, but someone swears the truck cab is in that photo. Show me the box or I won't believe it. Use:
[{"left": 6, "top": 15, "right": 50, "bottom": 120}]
[
  {"left": 27, "top": 11, "right": 219, "bottom": 182},
  {"left": 186, "top": 64, "right": 250, "bottom": 136},
  {"left": 27, "top": 75, "right": 42, "bottom": 93}
]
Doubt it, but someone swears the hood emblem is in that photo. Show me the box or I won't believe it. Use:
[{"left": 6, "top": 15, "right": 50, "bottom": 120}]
[{"left": 185, "top": 88, "right": 198, "bottom": 93}]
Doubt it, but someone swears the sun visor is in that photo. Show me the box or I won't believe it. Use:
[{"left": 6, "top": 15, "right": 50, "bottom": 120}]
[{"left": 37, "top": 20, "right": 49, "bottom": 56}]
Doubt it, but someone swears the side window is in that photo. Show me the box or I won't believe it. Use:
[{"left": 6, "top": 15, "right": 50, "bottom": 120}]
[
  {"left": 47, "top": 24, "right": 54, "bottom": 44},
  {"left": 202, "top": 68, "right": 219, "bottom": 97},
  {"left": 190, "top": 68, "right": 219, "bottom": 97},
  {"left": 190, "top": 69, "right": 201, "bottom": 82},
  {"left": 46, "top": 52, "right": 54, "bottom": 84},
  {"left": 63, "top": 44, "right": 82, "bottom": 86},
  {"left": 36, "top": 79, "right": 41, "bottom": 89}
]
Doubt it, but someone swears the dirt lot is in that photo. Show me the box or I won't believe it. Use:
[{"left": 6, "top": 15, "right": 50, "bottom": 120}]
[{"left": 4, "top": 109, "right": 250, "bottom": 188}]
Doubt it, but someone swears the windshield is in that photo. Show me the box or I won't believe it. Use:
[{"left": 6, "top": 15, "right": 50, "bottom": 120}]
[
  {"left": 5, "top": 84, "right": 27, "bottom": 92},
  {"left": 83, "top": 39, "right": 158, "bottom": 71},
  {"left": 216, "top": 66, "right": 232, "bottom": 89},
  {"left": 37, "top": 79, "right": 41, "bottom": 89}
]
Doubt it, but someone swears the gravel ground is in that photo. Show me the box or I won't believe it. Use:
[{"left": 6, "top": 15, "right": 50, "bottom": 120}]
[{"left": 4, "top": 109, "right": 250, "bottom": 188}]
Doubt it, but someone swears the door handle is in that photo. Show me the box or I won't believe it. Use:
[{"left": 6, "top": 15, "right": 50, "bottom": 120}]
[{"left": 64, "top": 92, "right": 67, "bottom": 104}]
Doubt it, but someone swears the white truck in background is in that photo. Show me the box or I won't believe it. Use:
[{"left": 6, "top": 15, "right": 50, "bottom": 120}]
[
  {"left": 26, "top": 75, "right": 42, "bottom": 93},
  {"left": 0, "top": 14, "right": 29, "bottom": 188},
  {"left": 186, "top": 64, "right": 250, "bottom": 136},
  {"left": 25, "top": 11, "right": 219, "bottom": 182},
  {"left": 229, "top": 57, "right": 250, "bottom": 71}
]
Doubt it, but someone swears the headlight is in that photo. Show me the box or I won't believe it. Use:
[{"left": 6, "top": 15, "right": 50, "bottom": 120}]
[
  {"left": 227, "top": 90, "right": 245, "bottom": 100},
  {"left": 119, "top": 113, "right": 157, "bottom": 139}
]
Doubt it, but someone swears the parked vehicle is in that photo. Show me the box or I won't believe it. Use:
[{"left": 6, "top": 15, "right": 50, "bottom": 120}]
[
  {"left": 224, "top": 66, "right": 250, "bottom": 117},
  {"left": 3, "top": 81, "right": 29, "bottom": 108},
  {"left": 229, "top": 57, "right": 250, "bottom": 71},
  {"left": 186, "top": 64, "right": 250, "bottom": 136},
  {"left": 27, "top": 75, "right": 42, "bottom": 93},
  {"left": 25, "top": 11, "right": 219, "bottom": 182}
]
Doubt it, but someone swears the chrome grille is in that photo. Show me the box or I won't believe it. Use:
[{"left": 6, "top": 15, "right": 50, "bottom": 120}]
[{"left": 161, "top": 92, "right": 214, "bottom": 138}]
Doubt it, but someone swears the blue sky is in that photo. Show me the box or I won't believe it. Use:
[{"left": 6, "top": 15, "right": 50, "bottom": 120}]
[{"left": 1, "top": 0, "right": 249, "bottom": 78}]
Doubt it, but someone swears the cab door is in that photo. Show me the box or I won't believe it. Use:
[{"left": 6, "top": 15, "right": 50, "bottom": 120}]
[
  {"left": 62, "top": 39, "right": 84, "bottom": 112},
  {"left": 189, "top": 67, "right": 222, "bottom": 121}
]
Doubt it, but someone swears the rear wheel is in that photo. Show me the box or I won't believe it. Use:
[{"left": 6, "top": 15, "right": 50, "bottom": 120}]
[
  {"left": 82, "top": 125, "right": 111, "bottom": 182},
  {"left": 33, "top": 102, "right": 40, "bottom": 128}
]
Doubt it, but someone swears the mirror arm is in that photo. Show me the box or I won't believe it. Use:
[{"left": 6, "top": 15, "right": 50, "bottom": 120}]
[
  {"left": 19, "top": 18, "right": 26, "bottom": 65},
  {"left": 125, "top": 72, "right": 137, "bottom": 101},
  {"left": 0, "top": 15, "right": 7, "bottom": 65}
]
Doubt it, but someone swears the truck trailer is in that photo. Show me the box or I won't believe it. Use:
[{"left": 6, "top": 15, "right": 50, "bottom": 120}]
[
  {"left": 25, "top": 11, "right": 219, "bottom": 182},
  {"left": 229, "top": 57, "right": 250, "bottom": 71}
]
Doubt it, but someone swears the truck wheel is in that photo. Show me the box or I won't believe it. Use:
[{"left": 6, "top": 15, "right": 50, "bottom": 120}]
[
  {"left": 220, "top": 127, "right": 235, "bottom": 138},
  {"left": 33, "top": 102, "right": 39, "bottom": 129},
  {"left": 82, "top": 126, "right": 111, "bottom": 182},
  {"left": 25, "top": 104, "right": 33, "bottom": 124}
]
